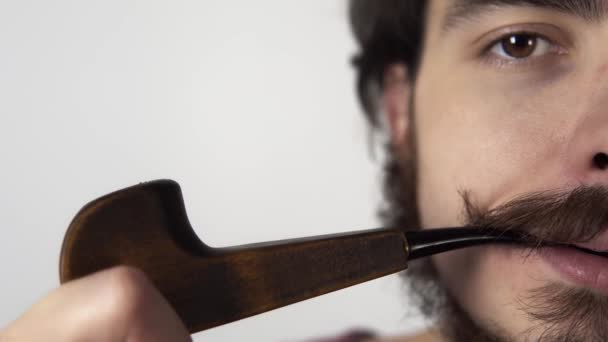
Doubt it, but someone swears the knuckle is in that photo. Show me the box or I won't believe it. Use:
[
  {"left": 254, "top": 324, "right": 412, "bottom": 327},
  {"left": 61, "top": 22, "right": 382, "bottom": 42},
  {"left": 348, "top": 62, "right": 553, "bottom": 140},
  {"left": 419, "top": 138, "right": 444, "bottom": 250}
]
[{"left": 101, "top": 266, "right": 152, "bottom": 319}]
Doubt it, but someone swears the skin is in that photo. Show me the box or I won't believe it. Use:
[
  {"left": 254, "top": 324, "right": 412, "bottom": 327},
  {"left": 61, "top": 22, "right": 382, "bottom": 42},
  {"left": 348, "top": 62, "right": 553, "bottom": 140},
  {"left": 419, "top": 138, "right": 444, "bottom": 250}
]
[
  {"left": 4, "top": 1, "right": 608, "bottom": 341},
  {"left": 0, "top": 266, "right": 191, "bottom": 341},
  {"left": 377, "top": 0, "right": 608, "bottom": 341}
]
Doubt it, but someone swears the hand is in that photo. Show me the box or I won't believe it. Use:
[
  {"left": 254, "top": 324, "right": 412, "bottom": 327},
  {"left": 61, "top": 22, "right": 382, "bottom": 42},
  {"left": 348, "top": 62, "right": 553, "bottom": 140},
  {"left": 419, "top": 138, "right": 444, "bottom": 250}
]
[{"left": 0, "top": 266, "right": 192, "bottom": 342}]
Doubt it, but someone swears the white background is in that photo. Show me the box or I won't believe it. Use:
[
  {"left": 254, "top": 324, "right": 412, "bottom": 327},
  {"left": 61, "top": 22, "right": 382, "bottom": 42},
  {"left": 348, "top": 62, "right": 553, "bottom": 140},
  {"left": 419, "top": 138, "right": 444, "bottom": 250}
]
[{"left": 0, "top": 1, "right": 427, "bottom": 340}]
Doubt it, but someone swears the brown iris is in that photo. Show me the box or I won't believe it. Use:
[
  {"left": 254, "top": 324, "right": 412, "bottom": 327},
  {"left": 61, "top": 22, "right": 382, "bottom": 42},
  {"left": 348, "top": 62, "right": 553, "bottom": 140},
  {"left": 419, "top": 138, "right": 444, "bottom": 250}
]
[{"left": 501, "top": 34, "right": 537, "bottom": 58}]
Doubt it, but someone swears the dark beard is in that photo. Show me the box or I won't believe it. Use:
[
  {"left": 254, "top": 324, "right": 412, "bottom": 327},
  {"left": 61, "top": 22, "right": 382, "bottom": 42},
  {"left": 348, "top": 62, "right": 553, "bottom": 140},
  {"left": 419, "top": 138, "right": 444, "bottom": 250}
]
[{"left": 384, "top": 153, "right": 608, "bottom": 341}]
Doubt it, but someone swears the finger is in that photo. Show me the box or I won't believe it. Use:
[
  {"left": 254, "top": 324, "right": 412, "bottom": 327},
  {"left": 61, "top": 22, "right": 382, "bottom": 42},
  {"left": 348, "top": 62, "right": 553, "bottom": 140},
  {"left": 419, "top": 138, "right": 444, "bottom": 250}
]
[{"left": 2, "top": 266, "right": 191, "bottom": 342}]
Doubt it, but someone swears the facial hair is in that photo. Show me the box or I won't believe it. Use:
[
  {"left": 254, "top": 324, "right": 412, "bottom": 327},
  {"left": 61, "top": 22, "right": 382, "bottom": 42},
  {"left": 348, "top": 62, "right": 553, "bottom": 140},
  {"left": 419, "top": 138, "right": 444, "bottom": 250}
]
[
  {"left": 462, "top": 186, "right": 608, "bottom": 341},
  {"left": 385, "top": 151, "right": 504, "bottom": 341},
  {"left": 384, "top": 144, "right": 608, "bottom": 341}
]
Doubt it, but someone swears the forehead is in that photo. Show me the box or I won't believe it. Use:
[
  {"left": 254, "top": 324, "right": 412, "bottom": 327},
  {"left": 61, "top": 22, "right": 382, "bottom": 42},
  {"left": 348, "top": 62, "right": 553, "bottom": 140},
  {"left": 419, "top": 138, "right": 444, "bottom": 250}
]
[{"left": 437, "top": 0, "right": 608, "bottom": 29}]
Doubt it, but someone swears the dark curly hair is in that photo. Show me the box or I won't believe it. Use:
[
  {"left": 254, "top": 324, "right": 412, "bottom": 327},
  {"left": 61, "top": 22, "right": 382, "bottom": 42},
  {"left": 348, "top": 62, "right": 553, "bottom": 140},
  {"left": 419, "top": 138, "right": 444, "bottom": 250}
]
[
  {"left": 348, "top": 0, "right": 449, "bottom": 320},
  {"left": 349, "top": 0, "right": 430, "bottom": 239},
  {"left": 349, "top": 0, "right": 428, "bottom": 125}
]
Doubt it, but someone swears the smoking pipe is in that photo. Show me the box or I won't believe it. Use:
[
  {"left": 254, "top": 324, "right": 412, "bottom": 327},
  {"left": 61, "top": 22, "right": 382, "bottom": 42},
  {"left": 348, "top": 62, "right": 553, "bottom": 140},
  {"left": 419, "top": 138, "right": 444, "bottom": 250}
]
[{"left": 59, "top": 180, "right": 529, "bottom": 333}]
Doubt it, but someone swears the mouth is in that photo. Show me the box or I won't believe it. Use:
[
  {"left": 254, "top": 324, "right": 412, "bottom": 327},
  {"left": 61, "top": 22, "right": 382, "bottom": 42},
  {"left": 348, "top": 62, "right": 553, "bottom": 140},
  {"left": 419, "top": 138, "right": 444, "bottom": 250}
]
[
  {"left": 538, "top": 239, "right": 608, "bottom": 292},
  {"left": 571, "top": 229, "right": 608, "bottom": 255},
  {"left": 569, "top": 244, "right": 608, "bottom": 258}
]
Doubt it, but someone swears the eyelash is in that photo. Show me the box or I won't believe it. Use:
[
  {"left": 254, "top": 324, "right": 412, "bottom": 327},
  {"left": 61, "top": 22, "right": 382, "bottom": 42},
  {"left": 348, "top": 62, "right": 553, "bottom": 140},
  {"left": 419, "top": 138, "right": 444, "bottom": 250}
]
[{"left": 481, "top": 31, "right": 566, "bottom": 68}]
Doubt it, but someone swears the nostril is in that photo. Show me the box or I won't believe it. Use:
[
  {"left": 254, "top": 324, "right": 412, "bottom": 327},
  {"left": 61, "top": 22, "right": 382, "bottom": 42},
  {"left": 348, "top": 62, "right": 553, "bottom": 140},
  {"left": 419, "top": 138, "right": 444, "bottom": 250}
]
[{"left": 593, "top": 153, "right": 608, "bottom": 170}]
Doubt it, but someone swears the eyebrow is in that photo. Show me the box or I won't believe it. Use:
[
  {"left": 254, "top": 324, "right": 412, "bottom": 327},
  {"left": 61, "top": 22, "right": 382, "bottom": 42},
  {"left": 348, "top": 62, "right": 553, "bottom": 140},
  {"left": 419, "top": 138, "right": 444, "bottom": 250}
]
[{"left": 444, "top": 0, "right": 608, "bottom": 30}]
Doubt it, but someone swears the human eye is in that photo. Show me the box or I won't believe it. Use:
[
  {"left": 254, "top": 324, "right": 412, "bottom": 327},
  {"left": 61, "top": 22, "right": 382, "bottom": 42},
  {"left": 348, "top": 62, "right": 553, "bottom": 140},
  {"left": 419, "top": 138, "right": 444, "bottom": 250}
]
[
  {"left": 490, "top": 33, "right": 552, "bottom": 59},
  {"left": 479, "top": 28, "right": 569, "bottom": 69}
]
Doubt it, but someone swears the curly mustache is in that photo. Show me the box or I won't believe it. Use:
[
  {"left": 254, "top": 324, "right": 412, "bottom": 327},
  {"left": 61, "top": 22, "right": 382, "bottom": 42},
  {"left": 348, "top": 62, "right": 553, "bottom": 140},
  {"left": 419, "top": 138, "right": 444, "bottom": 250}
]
[
  {"left": 462, "top": 186, "right": 608, "bottom": 248},
  {"left": 461, "top": 185, "right": 608, "bottom": 341}
]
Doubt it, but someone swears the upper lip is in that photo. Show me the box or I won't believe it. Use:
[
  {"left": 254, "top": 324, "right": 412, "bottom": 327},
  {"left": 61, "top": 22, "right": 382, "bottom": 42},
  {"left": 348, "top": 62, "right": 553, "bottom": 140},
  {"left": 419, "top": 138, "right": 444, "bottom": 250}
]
[
  {"left": 573, "top": 242, "right": 608, "bottom": 253},
  {"left": 571, "top": 229, "right": 608, "bottom": 252},
  {"left": 523, "top": 230, "right": 608, "bottom": 254}
]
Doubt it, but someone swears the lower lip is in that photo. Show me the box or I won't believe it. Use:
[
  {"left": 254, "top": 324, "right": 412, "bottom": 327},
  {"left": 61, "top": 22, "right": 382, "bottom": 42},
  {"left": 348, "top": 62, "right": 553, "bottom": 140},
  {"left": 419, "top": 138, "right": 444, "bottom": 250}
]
[{"left": 540, "top": 246, "right": 608, "bottom": 291}]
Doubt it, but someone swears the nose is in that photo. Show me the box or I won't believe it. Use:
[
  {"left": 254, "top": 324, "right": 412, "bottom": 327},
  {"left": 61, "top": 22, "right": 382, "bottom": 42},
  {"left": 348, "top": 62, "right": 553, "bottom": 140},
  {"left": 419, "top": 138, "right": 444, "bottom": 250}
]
[
  {"left": 568, "top": 121, "right": 608, "bottom": 182},
  {"left": 569, "top": 130, "right": 608, "bottom": 183},
  {"left": 553, "top": 59, "right": 608, "bottom": 185},
  {"left": 565, "top": 146, "right": 608, "bottom": 185},
  {"left": 560, "top": 103, "right": 608, "bottom": 184},
  {"left": 593, "top": 152, "right": 608, "bottom": 171},
  {"left": 562, "top": 60, "right": 608, "bottom": 184}
]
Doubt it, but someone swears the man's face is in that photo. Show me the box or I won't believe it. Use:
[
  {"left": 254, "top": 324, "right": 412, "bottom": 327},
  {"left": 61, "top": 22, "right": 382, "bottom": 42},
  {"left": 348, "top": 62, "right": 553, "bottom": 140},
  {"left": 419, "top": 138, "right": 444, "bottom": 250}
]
[{"left": 408, "top": 0, "right": 608, "bottom": 339}]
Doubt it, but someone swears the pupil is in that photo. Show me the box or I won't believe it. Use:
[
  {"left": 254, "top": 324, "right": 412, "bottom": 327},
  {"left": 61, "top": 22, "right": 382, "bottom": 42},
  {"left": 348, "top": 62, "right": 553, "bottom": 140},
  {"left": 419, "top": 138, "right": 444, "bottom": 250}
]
[{"left": 502, "top": 34, "right": 536, "bottom": 58}]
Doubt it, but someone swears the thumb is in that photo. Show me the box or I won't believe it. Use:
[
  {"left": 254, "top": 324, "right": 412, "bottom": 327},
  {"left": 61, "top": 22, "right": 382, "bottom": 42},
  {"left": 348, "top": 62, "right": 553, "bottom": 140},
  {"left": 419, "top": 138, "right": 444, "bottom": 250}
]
[{"left": 2, "top": 266, "right": 191, "bottom": 342}]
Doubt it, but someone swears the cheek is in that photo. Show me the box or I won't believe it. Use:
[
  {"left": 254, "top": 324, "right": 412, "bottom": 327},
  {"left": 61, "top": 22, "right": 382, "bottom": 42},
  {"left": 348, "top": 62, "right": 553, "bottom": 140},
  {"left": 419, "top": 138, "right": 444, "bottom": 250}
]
[
  {"left": 411, "top": 63, "right": 588, "bottom": 335},
  {"left": 413, "top": 72, "right": 578, "bottom": 228}
]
